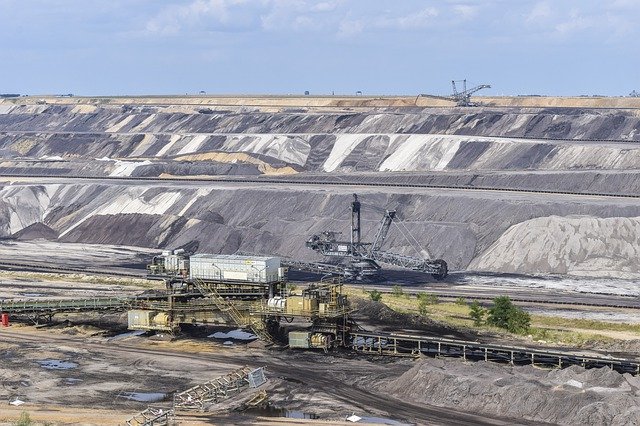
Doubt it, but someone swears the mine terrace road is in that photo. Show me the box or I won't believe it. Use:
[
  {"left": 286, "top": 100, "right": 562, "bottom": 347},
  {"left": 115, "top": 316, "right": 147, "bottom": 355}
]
[
  {"left": 1, "top": 329, "right": 541, "bottom": 425},
  {"left": 0, "top": 176, "right": 637, "bottom": 204},
  {"left": 1, "top": 130, "right": 639, "bottom": 147}
]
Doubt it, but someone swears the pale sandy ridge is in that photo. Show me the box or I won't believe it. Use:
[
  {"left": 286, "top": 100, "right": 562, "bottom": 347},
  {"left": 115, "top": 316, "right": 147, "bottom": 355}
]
[{"left": 3, "top": 95, "right": 640, "bottom": 109}]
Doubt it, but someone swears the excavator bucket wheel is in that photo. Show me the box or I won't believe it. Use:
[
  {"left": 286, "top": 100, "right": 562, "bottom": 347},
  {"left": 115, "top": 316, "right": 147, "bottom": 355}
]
[{"left": 431, "top": 259, "right": 448, "bottom": 280}]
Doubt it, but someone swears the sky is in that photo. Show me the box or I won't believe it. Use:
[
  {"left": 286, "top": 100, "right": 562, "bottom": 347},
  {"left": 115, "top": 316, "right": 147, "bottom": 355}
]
[{"left": 0, "top": 0, "right": 638, "bottom": 96}]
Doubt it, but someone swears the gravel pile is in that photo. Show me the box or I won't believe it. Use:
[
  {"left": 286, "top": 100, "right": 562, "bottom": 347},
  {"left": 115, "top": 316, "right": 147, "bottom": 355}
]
[
  {"left": 382, "top": 358, "right": 640, "bottom": 425},
  {"left": 350, "top": 298, "right": 475, "bottom": 340}
]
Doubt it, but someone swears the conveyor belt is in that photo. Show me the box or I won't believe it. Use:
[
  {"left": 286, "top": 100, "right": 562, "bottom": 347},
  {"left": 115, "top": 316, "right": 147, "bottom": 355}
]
[{"left": 351, "top": 331, "right": 640, "bottom": 375}]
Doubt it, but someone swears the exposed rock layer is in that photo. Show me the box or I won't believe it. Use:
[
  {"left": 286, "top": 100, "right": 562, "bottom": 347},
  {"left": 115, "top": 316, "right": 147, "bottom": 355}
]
[
  {"left": 0, "top": 105, "right": 639, "bottom": 179},
  {"left": 0, "top": 182, "right": 637, "bottom": 278},
  {"left": 0, "top": 101, "right": 638, "bottom": 279}
]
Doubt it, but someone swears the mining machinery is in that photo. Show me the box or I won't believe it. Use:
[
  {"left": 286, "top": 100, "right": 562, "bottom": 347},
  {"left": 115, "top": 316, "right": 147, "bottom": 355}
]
[
  {"left": 306, "top": 194, "right": 448, "bottom": 280},
  {"left": 451, "top": 79, "right": 491, "bottom": 106},
  {"left": 144, "top": 250, "right": 351, "bottom": 343},
  {"left": 419, "top": 79, "right": 491, "bottom": 107}
]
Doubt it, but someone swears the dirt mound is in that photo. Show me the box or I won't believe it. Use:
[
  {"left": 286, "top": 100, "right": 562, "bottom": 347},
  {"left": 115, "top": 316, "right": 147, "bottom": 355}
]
[
  {"left": 350, "top": 297, "right": 474, "bottom": 340},
  {"left": 381, "top": 358, "right": 640, "bottom": 425},
  {"left": 587, "top": 339, "right": 640, "bottom": 357},
  {"left": 471, "top": 215, "right": 640, "bottom": 279},
  {"left": 12, "top": 222, "right": 59, "bottom": 240}
]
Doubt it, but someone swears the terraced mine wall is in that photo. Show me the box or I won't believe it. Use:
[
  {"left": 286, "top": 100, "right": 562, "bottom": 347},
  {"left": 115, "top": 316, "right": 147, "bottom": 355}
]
[{"left": 0, "top": 100, "right": 638, "bottom": 279}]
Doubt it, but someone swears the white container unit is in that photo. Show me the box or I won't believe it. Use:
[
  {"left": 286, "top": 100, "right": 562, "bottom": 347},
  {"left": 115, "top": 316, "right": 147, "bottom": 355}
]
[
  {"left": 162, "top": 249, "right": 188, "bottom": 273},
  {"left": 189, "top": 254, "right": 282, "bottom": 283}
]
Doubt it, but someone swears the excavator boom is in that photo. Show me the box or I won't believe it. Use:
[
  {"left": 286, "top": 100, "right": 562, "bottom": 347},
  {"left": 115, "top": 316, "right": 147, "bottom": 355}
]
[{"left": 306, "top": 194, "right": 448, "bottom": 280}]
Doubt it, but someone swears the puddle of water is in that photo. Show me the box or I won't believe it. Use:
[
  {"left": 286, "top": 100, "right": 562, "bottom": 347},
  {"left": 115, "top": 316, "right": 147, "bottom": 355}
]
[
  {"left": 121, "top": 392, "right": 166, "bottom": 402},
  {"left": 208, "top": 329, "right": 257, "bottom": 341},
  {"left": 355, "top": 416, "right": 413, "bottom": 425},
  {"left": 38, "top": 360, "right": 78, "bottom": 370},
  {"left": 245, "top": 405, "right": 318, "bottom": 419},
  {"left": 64, "top": 378, "right": 83, "bottom": 385},
  {"left": 19, "top": 292, "right": 45, "bottom": 297},
  {"left": 284, "top": 411, "right": 319, "bottom": 419},
  {"left": 108, "top": 330, "right": 146, "bottom": 341}
]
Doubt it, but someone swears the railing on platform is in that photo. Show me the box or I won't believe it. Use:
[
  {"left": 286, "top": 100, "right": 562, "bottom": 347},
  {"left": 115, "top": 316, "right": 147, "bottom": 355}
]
[
  {"left": 0, "top": 297, "right": 133, "bottom": 314},
  {"left": 192, "top": 279, "right": 272, "bottom": 343},
  {"left": 124, "top": 407, "right": 173, "bottom": 426},
  {"left": 173, "top": 366, "right": 266, "bottom": 410},
  {"left": 252, "top": 304, "right": 349, "bottom": 319}
]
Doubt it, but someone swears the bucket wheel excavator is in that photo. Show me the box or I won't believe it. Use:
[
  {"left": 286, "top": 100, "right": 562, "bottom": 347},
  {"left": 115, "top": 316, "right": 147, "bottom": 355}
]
[
  {"left": 305, "top": 194, "right": 448, "bottom": 281},
  {"left": 418, "top": 79, "right": 491, "bottom": 107}
]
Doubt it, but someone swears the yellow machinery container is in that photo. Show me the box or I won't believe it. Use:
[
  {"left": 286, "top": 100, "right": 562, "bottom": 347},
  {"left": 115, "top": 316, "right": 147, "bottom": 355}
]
[
  {"left": 310, "top": 333, "right": 331, "bottom": 349},
  {"left": 289, "top": 332, "right": 332, "bottom": 349},
  {"left": 151, "top": 312, "right": 170, "bottom": 328},
  {"left": 286, "top": 296, "right": 319, "bottom": 315},
  {"left": 127, "top": 310, "right": 172, "bottom": 331},
  {"left": 128, "top": 310, "right": 152, "bottom": 328},
  {"left": 303, "top": 298, "right": 318, "bottom": 313},
  {"left": 286, "top": 296, "right": 304, "bottom": 314}
]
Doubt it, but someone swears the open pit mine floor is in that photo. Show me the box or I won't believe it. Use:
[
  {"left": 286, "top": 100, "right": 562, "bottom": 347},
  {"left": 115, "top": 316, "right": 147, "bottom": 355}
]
[
  {"left": 1, "top": 96, "right": 640, "bottom": 424},
  {"left": 0, "top": 326, "right": 531, "bottom": 426},
  {"left": 2, "top": 304, "right": 640, "bottom": 425},
  {"left": 1, "top": 258, "right": 640, "bottom": 424}
]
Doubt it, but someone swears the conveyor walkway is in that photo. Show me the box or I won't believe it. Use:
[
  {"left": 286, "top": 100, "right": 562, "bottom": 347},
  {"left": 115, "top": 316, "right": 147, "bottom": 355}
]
[
  {"left": 351, "top": 331, "right": 640, "bottom": 375},
  {"left": 0, "top": 296, "right": 135, "bottom": 315}
]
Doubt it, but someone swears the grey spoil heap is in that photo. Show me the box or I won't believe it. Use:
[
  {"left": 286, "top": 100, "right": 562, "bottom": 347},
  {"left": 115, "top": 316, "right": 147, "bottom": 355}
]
[{"left": 0, "top": 100, "right": 638, "bottom": 279}]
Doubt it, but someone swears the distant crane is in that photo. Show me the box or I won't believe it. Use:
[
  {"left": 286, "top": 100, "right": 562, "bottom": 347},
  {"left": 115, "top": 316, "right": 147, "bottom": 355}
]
[
  {"left": 451, "top": 79, "right": 491, "bottom": 106},
  {"left": 418, "top": 79, "right": 491, "bottom": 107}
]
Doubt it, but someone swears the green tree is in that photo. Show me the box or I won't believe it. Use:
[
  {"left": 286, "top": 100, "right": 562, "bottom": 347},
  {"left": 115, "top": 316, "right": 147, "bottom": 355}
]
[
  {"left": 455, "top": 296, "right": 467, "bottom": 306},
  {"left": 469, "top": 300, "right": 485, "bottom": 326},
  {"left": 369, "top": 290, "right": 383, "bottom": 302},
  {"left": 417, "top": 292, "right": 438, "bottom": 305},
  {"left": 14, "top": 412, "right": 32, "bottom": 426},
  {"left": 487, "top": 296, "right": 531, "bottom": 334},
  {"left": 392, "top": 285, "right": 404, "bottom": 297},
  {"left": 417, "top": 298, "right": 429, "bottom": 316}
]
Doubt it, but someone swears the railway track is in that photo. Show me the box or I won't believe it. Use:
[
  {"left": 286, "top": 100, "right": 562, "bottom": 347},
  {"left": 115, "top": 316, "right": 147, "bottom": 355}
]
[
  {"left": 1, "top": 259, "right": 638, "bottom": 311},
  {"left": 0, "top": 173, "right": 638, "bottom": 199},
  {"left": 0, "top": 260, "right": 144, "bottom": 279},
  {"left": 243, "top": 176, "right": 640, "bottom": 199},
  {"left": 361, "top": 287, "right": 640, "bottom": 310}
]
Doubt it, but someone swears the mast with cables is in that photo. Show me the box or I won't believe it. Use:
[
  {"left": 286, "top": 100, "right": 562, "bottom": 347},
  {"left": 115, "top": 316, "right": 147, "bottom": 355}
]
[{"left": 305, "top": 194, "right": 448, "bottom": 281}]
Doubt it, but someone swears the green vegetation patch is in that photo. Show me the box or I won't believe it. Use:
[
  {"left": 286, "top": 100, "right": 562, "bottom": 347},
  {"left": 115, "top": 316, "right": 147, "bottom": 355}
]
[{"left": 343, "top": 285, "right": 640, "bottom": 346}]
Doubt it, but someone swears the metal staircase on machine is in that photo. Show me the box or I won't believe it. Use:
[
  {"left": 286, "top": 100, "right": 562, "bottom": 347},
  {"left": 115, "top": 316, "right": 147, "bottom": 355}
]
[{"left": 192, "top": 279, "right": 273, "bottom": 343}]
